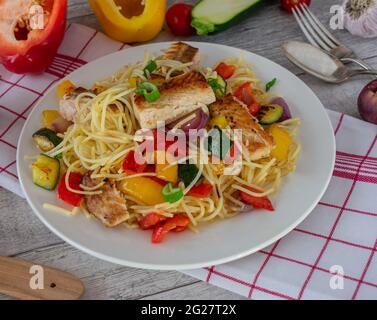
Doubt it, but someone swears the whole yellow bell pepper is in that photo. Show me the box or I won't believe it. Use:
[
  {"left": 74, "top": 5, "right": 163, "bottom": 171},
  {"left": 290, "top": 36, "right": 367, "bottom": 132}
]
[{"left": 89, "top": 0, "right": 166, "bottom": 43}]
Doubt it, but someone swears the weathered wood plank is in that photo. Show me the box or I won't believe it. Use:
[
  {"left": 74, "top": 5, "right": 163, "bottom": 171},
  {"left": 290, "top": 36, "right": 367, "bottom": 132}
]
[
  {"left": 141, "top": 282, "right": 247, "bottom": 300},
  {"left": 0, "top": 188, "right": 61, "bottom": 257},
  {"left": 0, "top": 239, "right": 198, "bottom": 300}
]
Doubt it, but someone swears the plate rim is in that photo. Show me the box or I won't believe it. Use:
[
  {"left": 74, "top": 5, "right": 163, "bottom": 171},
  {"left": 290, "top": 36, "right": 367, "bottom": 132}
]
[{"left": 17, "top": 41, "right": 336, "bottom": 270}]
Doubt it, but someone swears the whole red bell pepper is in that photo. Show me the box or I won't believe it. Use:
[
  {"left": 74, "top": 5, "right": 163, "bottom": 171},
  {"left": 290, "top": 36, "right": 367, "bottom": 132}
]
[{"left": 0, "top": 0, "right": 67, "bottom": 74}]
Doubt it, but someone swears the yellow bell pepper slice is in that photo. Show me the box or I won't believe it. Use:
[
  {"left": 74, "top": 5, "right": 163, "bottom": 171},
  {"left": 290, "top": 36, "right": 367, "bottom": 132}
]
[
  {"left": 209, "top": 115, "right": 228, "bottom": 129},
  {"left": 128, "top": 77, "right": 138, "bottom": 88},
  {"left": 155, "top": 151, "right": 178, "bottom": 184},
  {"left": 57, "top": 80, "right": 76, "bottom": 99},
  {"left": 89, "top": 0, "right": 166, "bottom": 43},
  {"left": 118, "top": 176, "right": 165, "bottom": 205},
  {"left": 268, "top": 125, "right": 293, "bottom": 161},
  {"left": 42, "top": 110, "right": 60, "bottom": 129}
]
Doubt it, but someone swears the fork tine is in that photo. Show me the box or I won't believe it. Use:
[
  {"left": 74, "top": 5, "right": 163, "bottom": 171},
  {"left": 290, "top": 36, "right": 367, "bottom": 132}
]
[
  {"left": 299, "top": 4, "right": 337, "bottom": 49},
  {"left": 301, "top": 3, "right": 341, "bottom": 46},
  {"left": 292, "top": 7, "right": 319, "bottom": 48},
  {"left": 293, "top": 6, "right": 332, "bottom": 51}
]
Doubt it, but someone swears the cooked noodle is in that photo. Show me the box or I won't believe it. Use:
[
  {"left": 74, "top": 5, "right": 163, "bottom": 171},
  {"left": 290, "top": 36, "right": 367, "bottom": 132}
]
[{"left": 44, "top": 52, "right": 301, "bottom": 230}]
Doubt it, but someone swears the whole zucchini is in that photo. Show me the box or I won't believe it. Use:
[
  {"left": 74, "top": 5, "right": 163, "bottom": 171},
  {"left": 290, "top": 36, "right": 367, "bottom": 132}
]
[{"left": 191, "top": 0, "right": 264, "bottom": 35}]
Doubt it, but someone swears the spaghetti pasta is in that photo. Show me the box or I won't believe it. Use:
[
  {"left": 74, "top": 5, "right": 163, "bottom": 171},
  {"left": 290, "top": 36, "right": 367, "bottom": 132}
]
[{"left": 34, "top": 47, "right": 301, "bottom": 239}]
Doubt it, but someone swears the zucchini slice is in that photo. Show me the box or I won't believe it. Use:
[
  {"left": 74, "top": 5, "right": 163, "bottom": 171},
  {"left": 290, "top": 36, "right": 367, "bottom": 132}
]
[
  {"left": 257, "top": 104, "right": 284, "bottom": 125},
  {"left": 179, "top": 162, "right": 200, "bottom": 187},
  {"left": 32, "top": 154, "right": 60, "bottom": 190},
  {"left": 191, "top": 0, "right": 264, "bottom": 35},
  {"left": 33, "top": 128, "right": 62, "bottom": 152}
]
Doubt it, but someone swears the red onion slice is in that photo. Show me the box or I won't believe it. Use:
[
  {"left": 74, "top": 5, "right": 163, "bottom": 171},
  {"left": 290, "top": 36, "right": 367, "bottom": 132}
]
[{"left": 168, "top": 109, "right": 209, "bottom": 134}]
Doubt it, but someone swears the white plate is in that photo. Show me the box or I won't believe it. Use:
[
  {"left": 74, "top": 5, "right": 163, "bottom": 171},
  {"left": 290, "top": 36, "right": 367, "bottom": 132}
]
[{"left": 17, "top": 42, "right": 335, "bottom": 270}]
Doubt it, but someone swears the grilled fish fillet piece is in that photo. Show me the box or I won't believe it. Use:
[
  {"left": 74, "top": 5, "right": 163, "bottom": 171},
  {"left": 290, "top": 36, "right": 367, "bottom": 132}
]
[
  {"left": 164, "top": 42, "right": 200, "bottom": 68},
  {"left": 59, "top": 87, "right": 91, "bottom": 122},
  {"left": 149, "top": 74, "right": 166, "bottom": 87},
  {"left": 209, "top": 94, "right": 274, "bottom": 161},
  {"left": 82, "top": 175, "right": 129, "bottom": 228},
  {"left": 133, "top": 70, "right": 216, "bottom": 129}
]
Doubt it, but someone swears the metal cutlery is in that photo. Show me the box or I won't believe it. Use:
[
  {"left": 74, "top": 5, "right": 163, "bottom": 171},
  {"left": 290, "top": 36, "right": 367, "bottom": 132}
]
[
  {"left": 282, "top": 41, "right": 377, "bottom": 84},
  {"left": 292, "top": 3, "right": 372, "bottom": 71}
]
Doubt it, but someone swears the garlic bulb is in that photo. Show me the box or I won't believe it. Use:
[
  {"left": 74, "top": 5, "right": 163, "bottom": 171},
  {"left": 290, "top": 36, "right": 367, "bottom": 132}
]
[{"left": 342, "top": 0, "right": 377, "bottom": 38}]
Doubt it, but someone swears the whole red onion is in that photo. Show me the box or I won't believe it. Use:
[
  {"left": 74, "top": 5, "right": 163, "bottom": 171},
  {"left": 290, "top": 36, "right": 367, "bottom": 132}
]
[{"left": 358, "top": 79, "right": 377, "bottom": 124}]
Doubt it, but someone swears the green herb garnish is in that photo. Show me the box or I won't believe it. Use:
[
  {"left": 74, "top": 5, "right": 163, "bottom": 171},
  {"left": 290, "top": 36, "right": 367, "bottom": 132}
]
[
  {"left": 136, "top": 81, "right": 160, "bottom": 102},
  {"left": 143, "top": 60, "right": 157, "bottom": 78},
  {"left": 266, "top": 78, "right": 277, "bottom": 92}
]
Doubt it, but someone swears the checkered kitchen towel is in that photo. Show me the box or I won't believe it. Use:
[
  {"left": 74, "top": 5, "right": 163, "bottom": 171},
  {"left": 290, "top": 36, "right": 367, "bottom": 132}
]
[{"left": 1, "top": 24, "right": 376, "bottom": 300}]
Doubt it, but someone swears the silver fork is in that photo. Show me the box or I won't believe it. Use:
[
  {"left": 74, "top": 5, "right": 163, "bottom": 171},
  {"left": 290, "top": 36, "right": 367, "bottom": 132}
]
[{"left": 292, "top": 3, "right": 371, "bottom": 71}]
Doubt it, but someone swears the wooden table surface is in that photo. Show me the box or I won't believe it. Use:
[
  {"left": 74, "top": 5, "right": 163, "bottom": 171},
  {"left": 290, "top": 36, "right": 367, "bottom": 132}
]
[{"left": 1, "top": 0, "right": 376, "bottom": 300}]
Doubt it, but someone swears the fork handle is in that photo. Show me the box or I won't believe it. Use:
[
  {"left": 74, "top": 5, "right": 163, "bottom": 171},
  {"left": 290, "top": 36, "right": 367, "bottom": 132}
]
[
  {"left": 341, "top": 57, "right": 373, "bottom": 71},
  {"left": 349, "top": 69, "right": 377, "bottom": 78}
]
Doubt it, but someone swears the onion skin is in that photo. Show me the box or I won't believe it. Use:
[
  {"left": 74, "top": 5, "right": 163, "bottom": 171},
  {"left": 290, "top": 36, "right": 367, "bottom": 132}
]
[
  {"left": 168, "top": 109, "right": 209, "bottom": 134},
  {"left": 358, "top": 79, "right": 377, "bottom": 124},
  {"left": 270, "top": 97, "right": 292, "bottom": 121},
  {"left": 342, "top": 0, "right": 377, "bottom": 39}
]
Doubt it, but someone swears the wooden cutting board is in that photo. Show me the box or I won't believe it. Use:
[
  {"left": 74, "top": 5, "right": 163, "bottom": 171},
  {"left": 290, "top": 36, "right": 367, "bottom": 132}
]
[{"left": 0, "top": 256, "right": 84, "bottom": 300}]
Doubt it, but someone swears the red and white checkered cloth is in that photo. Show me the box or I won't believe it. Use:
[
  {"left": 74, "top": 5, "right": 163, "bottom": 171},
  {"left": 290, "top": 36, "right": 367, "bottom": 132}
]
[{"left": 1, "top": 24, "right": 376, "bottom": 300}]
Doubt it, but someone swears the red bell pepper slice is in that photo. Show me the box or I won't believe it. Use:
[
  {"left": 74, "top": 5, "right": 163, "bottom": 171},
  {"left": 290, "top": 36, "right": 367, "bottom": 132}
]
[
  {"left": 239, "top": 186, "right": 274, "bottom": 211},
  {"left": 248, "top": 102, "right": 262, "bottom": 116},
  {"left": 215, "top": 62, "right": 236, "bottom": 80},
  {"left": 57, "top": 172, "right": 83, "bottom": 207},
  {"left": 123, "top": 154, "right": 166, "bottom": 186},
  {"left": 187, "top": 183, "right": 213, "bottom": 198},
  {"left": 0, "top": 0, "right": 67, "bottom": 74},
  {"left": 234, "top": 82, "right": 262, "bottom": 116},
  {"left": 152, "top": 214, "right": 190, "bottom": 243},
  {"left": 122, "top": 150, "right": 148, "bottom": 174},
  {"left": 139, "top": 212, "right": 167, "bottom": 230}
]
